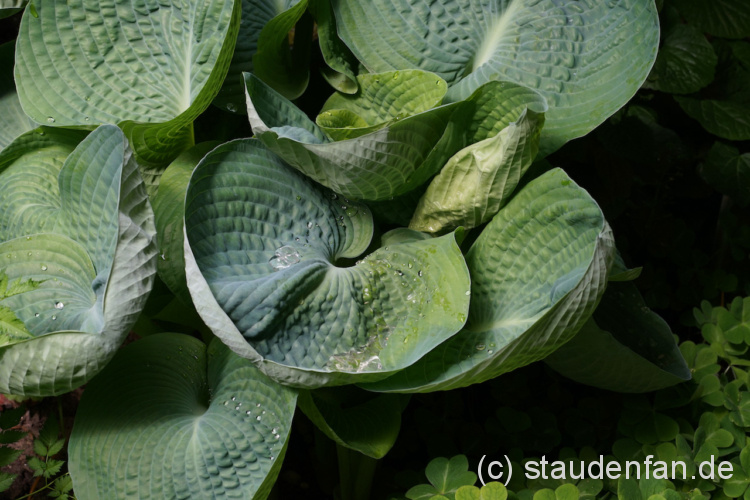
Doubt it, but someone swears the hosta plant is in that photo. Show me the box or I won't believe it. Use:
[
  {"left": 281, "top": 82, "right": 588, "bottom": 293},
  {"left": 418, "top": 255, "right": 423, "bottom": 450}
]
[{"left": 0, "top": 0, "right": 693, "bottom": 497}]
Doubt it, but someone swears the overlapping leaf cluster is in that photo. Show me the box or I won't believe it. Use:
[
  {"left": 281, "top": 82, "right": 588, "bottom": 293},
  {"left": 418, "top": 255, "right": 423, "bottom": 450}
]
[{"left": 0, "top": 0, "right": 694, "bottom": 497}]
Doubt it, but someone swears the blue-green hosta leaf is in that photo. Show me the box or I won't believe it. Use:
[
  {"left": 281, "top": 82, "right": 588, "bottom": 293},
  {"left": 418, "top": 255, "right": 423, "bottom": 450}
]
[
  {"left": 184, "top": 139, "right": 471, "bottom": 388},
  {"left": 297, "top": 387, "right": 408, "bottom": 459},
  {"left": 215, "top": 0, "right": 308, "bottom": 111},
  {"left": 362, "top": 168, "right": 614, "bottom": 392},
  {"left": 332, "top": 0, "right": 659, "bottom": 155},
  {"left": 317, "top": 70, "right": 449, "bottom": 141},
  {"left": 409, "top": 107, "right": 544, "bottom": 233},
  {"left": 308, "top": 0, "right": 358, "bottom": 94},
  {"left": 0, "top": 125, "right": 157, "bottom": 396},
  {"left": 545, "top": 282, "right": 691, "bottom": 393},
  {"left": 152, "top": 141, "right": 220, "bottom": 305},
  {"left": 246, "top": 72, "right": 466, "bottom": 201},
  {"left": 68, "top": 333, "right": 297, "bottom": 500},
  {"left": 643, "top": 24, "right": 717, "bottom": 95},
  {"left": 0, "top": 41, "right": 35, "bottom": 152},
  {"left": 253, "top": 0, "right": 311, "bottom": 100},
  {"left": 671, "top": 0, "right": 750, "bottom": 39},
  {"left": 15, "top": 0, "right": 241, "bottom": 167}
]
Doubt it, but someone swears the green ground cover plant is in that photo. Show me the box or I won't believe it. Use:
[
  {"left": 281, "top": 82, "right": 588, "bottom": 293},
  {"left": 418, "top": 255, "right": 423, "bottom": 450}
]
[{"left": 0, "top": 0, "right": 748, "bottom": 498}]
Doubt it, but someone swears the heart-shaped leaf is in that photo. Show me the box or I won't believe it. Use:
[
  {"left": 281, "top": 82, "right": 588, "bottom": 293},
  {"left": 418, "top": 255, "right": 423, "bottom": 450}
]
[
  {"left": 363, "top": 168, "right": 614, "bottom": 392},
  {"left": 68, "top": 333, "right": 297, "bottom": 500},
  {"left": 184, "top": 139, "right": 470, "bottom": 388},
  {"left": 0, "top": 125, "right": 156, "bottom": 396},
  {"left": 332, "top": 0, "right": 659, "bottom": 155},
  {"left": 545, "top": 282, "right": 691, "bottom": 393},
  {"left": 15, "top": 0, "right": 241, "bottom": 167}
]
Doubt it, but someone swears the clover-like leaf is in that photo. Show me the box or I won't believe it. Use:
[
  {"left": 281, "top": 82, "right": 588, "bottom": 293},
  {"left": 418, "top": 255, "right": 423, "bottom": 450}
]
[
  {"left": 545, "top": 282, "right": 691, "bottom": 393},
  {"left": 0, "top": 125, "right": 156, "bottom": 396},
  {"left": 184, "top": 139, "right": 470, "bottom": 388},
  {"left": 297, "top": 386, "right": 408, "bottom": 459},
  {"left": 0, "top": 41, "right": 35, "bottom": 152},
  {"left": 68, "top": 333, "right": 297, "bottom": 500},
  {"left": 15, "top": 0, "right": 241, "bottom": 167},
  {"left": 245, "top": 72, "right": 466, "bottom": 201},
  {"left": 407, "top": 455, "right": 477, "bottom": 500},
  {"left": 363, "top": 168, "right": 614, "bottom": 392},
  {"left": 455, "top": 482, "right": 508, "bottom": 500},
  {"left": 332, "top": 0, "right": 659, "bottom": 155}
]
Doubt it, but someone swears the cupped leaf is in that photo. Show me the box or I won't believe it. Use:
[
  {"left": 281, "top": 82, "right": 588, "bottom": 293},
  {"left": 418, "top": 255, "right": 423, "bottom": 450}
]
[
  {"left": 671, "top": 0, "right": 750, "bottom": 39},
  {"left": 544, "top": 282, "right": 691, "bottom": 393},
  {"left": 308, "top": 0, "right": 358, "bottom": 94},
  {"left": 297, "top": 386, "right": 408, "bottom": 459},
  {"left": 0, "top": 125, "right": 157, "bottom": 396},
  {"left": 253, "top": 0, "right": 312, "bottom": 100},
  {"left": 216, "top": 0, "right": 309, "bottom": 111},
  {"left": 409, "top": 107, "right": 544, "bottom": 233},
  {"left": 184, "top": 139, "right": 470, "bottom": 388},
  {"left": 246, "top": 72, "right": 466, "bottom": 201},
  {"left": 15, "top": 0, "right": 241, "bottom": 166},
  {"left": 0, "top": 41, "right": 36, "bottom": 151},
  {"left": 362, "top": 168, "right": 614, "bottom": 393},
  {"left": 152, "top": 141, "right": 221, "bottom": 305},
  {"left": 332, "top": 0, "right": 659, "bottom": 155},
  {"left": 317, "top": 70, "right": 448, "bottom": 140},
  {"left": 644, "top": 24, "right": 717, "bottom": 95},
  {"left": 68, "top": 333, "right": 297, "bottom": 500}
]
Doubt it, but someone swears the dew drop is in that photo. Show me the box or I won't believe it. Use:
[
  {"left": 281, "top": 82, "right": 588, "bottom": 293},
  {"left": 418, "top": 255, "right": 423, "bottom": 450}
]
[
  {"left": 54, "top": 302, "right": 64, "bottom": 310},
  {"left": 475, "top": 343, "right": 485, "bottom": 351},
  {"left": 46, "top": 116, "right": 55, "bottom": 123},
  {"left": 34, "top": 313, "right": 40, "bottom": 318},
  {"left": 418, "top": 270, "right": 423, "bottom": 277},
  {"left": 269, "top": 246, "right": 301, "bottom": 271},
  {"left": 487, "top": 350, "right": 494, "bottom": 354},
  {"left": 246, "top": 410, "right": 251, "bottom": 415},
  {"left": 465, "top": 290, "right": 471, "bottom": 296},
  {"left": 226, "top": 103, "right": 237, "bottom": 112},
  {"left": 231, "top": 396, "right": 236, "bottom": 401},
  {"left": 256, "top": 416, "right": 262, "bottom": 421},
  {"left": 51, "top": 315, "right": 57, "bottom": 321},
  {"left": 25, "top": 236, "right": 31, "bottom": 241},
  {"left": 256, "top": 403, "right": 261, "bottom": 407},
  {"left": 306, "top": 221, "right": 313, "bottom": 229},
  {"left": 41, "top": 265, "right": 48, "bottom": 271}
]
